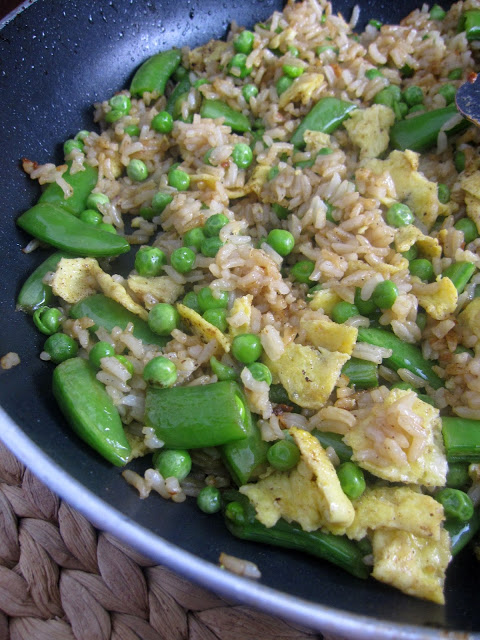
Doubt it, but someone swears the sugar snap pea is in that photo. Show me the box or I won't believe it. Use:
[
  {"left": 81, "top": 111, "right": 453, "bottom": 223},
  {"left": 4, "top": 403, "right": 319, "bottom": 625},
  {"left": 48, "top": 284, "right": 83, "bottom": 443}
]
[
  {"left": 130, "top": 49, "right": 182, "bottom": 97},
  {"left": 444, "top": 510, "right": 480, "bottom": 555},
  {"left": 16, "top": 251, "right": 72, "bottom": 313},
  {"left": 459, "top": 9, "right": 480, "bottom": 40},
  {"left": 166, "top": 76, "right": 192, "bottom": 115},
  {"left": 38, "top": 163, "right": 98, "bottom": 216},
  {"left": 442, "top": 261, "right": 476, "bottom": 294},
  {"left": 70, "top": 294, "right": 168, "bottom": 347},
  {"left": 145, "top": 380, "right": 251, "bottom": 448},
  {"left": 52, "top": 357, "right": 131, "bottom": 466},
  {"left": 221, "top": 416, "right": 269, "bottom": 486},
  {"left": 200, "top": 99, "right": 251, "bottom": 133},
  {"left": 341, "top": 357, "right": 379, "bottom": 389},
  {"left": 442, "top": 416, "right": 480, "bottom": 462},
  {"left": 17, "top": 203, "right": 130, "bottom": 257},
  {"left": 311, "top": 430, "right": 353, "bottom": 462},
  {"left": 290, "top": 97, "right": 357, "bottom": 148}
]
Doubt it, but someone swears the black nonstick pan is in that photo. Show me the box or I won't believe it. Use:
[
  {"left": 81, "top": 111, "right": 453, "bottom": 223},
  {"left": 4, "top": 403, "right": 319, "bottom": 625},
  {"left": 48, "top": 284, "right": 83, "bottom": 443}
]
[{"left": 0, "top": 1, "right": 478, "bottom": 638}]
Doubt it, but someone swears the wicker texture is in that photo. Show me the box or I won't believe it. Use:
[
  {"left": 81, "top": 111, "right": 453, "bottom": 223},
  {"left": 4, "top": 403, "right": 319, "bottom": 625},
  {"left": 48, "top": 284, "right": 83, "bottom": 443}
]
[{"left": 0, "top": 441, "right": 337, "bottom": 640}]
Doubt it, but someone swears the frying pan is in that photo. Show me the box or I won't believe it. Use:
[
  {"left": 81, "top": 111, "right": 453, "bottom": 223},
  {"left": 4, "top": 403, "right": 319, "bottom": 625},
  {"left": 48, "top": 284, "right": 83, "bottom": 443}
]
[{"left": 0, "top": 1, "right": 478, "bottom": 637}]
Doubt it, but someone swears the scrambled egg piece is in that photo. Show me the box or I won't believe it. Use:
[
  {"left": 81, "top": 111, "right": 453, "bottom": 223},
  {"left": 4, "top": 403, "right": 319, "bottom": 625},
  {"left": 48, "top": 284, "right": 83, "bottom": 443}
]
[
  {"left": 345, "top": 258, "right": 407, "bottom": 278},
  {"left": 345, "top": 388, "right": 447, "bottom": 486},
  {"left": 308, "top": 288, "right": 342, "bottom": 315},
  {"left": 52, "top": 258, "right": 148, "bottom": 320},
  {"left": 278, "top": 72, "right": 325, "bottom": 109},
  {"left": 300, "top": 312, "right": 357, "bottom": 355},
  {"left": 414, "top": 276, "right": 458, "bottom": 321},
  {"left": 458, "top": 298, "right": 480, "bottom": 347},
  {"left": 176, "top": 303, "right": 230, "bottom": 353},
  {"left": 365, "top": 150, "right": 453, "bottom": 229},
  {"left": 461, "top": 171, "right": 480, "bottom": 234},
  {"left": 394, "top": 224, "right": 442, "bottom": 259},
  {"left": 263, "top": 343, "right": 349, "bottom": 410},
  {"left": 344, "top": 105, "right": 394, "bottom": 159},
  {"left": 127, "top": 275, "right": 183, "bottom": 308},
  {"left": 240, "top": 427, "right": 354, "bottom": 532},
  {"left": 188, "top": 39, "right": 229, "bottom": 71},
  {"left": 304, "top": 131, "right": 331, "bottom": 154},
  {"left": 227, "top": 295, "right": 252, "bottom": 337},
  {"left": 372, "top": 528, "right": 451, "bottom": 604},
  {"left": 246, "top": 165, "right": 270, "bottom": 197},
  {"left": 346, "top": 486, "right": 444, "bottom": 541}
]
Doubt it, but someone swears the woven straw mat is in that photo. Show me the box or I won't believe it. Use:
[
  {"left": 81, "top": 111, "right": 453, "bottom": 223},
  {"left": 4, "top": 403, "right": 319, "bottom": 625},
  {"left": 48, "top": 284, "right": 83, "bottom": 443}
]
[{"left": 0, "top": 440, "right": 347, "bottom": 640}]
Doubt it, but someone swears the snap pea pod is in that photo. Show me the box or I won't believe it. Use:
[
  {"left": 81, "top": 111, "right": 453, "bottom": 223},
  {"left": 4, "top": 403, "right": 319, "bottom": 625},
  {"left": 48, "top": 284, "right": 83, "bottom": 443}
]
[
  {"left": 221, "top": 417, "right": 269, "bottom": 486},
  {"left": 442, "top": 261, "right": 476, "bottom": 294},
  {"left": 145, "top": 380, "right": 251, "bottom": 448},
  {"left": 357, "top": 327, "right": 443, "bottom": 389},
  {"left": 38, "top": 163, "right": 98, "bottom": 216},
  {"left": 290, "top": 97, "right": 357, "bottom": 149},
  {"left": 459, "top": 9, "right": 480, "bottom": 40},
  {"left": 223, "top": 492, "right": 370, "bottom": 579},
  {"left": 390, "top": 104, "right": 469, "bottom": 152},
  {"left": 341, "top": 357, "right": 379, "bottom": 389},
  {"left": 311, "top": 430, "right": 353, "bottom": 463},
  {"left": 200, "top": 99, "right": 251, "bottom": 133},
  {"left": 17, "top": 203, "right": 130, "bottom": 257},
  {"left": 70, "top": 294, "right": 168, "bottom": 348},
  {"left": 443, "top": 510, "right": 480, "bottom": 555},
  {"left": 52, "top": 357, "right": 131, "bottom": 466},
  {"left": 166, "top": 76, "right": 192, "bottom": 115},
  {"left": 130, "top": 49, "right": 182, "bottom": 97},
  {"left": 442, "top": 417, "right": 480, "bottom": 462},
  {"left": 16, "top": 251, "right": 72, "bottom": 313}
]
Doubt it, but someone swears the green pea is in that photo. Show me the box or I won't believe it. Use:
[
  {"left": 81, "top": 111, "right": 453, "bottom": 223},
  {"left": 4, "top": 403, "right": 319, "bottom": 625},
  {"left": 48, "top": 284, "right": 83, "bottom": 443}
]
[
  {"left": 135, "top": 247, "right": 166, "bottom": 277},
  {"left": 139, "top": 206, "right": 155, "bottom": 221},
  {"left": 337, "top": 462, "right": 366, "bottom": 500},
  {"left": 127, "top": 159, "right": 149, "bottom": 182},
  {"left": 408, "top": 104, "right": 425, "bottom": 114},
  {"left": 98, "top": 222, "right": 117, "bottom": 234},
  {"left": 437, "top": 183, "right": 451, "bottom": 204},
  {"left": 75, "top": 130, "right": 90, "bottom": 141},
  {"left": 331, "top": 301, "right": 359, "bottom": 324},
  {"left": 247, "top": 362, "right": 272, "bottom": 385},
  {"left": 143, "top": 356, "right": 178, "bottom": 388},
  {"left": 231, "top": 333, "right": 262, "bottom": 364},
  {"left": 435, "top": 488, "right": 474, "bottom": 522},
  {"left": 446, "top": 463, "right": 470, "bottom": 489},
  {"left": 204, "top": 213, "right": 230, "bottom": 237},
  {"left": 183, "top": 227, "right": 205, "bottom": 251},
  {"left": 228, "top": 53, "right": 251, "bottom": 79},
  {"left": 63, "top": 139, "right": 84, "bottom": 156},
  {"left": 385, "top": 202, "right": 414, "bottom": 227},
  {"left": 266, "top": 229, "right": 295, "bottom": 257},
  {"left": 124, "top": 124, "right": 140, "bottom": 137},
  {"left": 369, "top": 18, "right": 382, "bottom": 29},
  {"left": 267, "top": 440, "right": 300, "bottom": 471},
  {"left": 272, "top": 203, "right": 290, "bottom": 220},
  {"left": 201, "top": 237, "right": 224, "bottom": 257},
  {"left": 276, "top": 75, "right": 293, "bottom": 95},
  {"left": 234, "top": 29, "right": 255, "bottom": 55},
  {"left": 438, "top": 83, "right": 456, "bottom": 104},
  {"left": 403, "top": 85, "right": 424, "bottom": 106},
  {"left": 79, "top": 209, "right": 102, "bottom": 226},
  {"left": 242, "top": 83, "right": 259, "bottom": 102},
  {"left": 291, "top": 260, "right": 315, "bottom": 284},
  {"left": 33, "top": 306, "right": 62, "bottom": 335},
  {"left": 400, "top": 63, "right": 414, "bottom": 78},
  {"left": 86, "top": 192, "right": 109, "bottom": 211},
  {"left": 203, "top": 308, "right": 228, "bottom": 332},
  {"left": 182, "top": 291, "right": 200, "bottom": 312},
  {"left": 373, "top": 88, "right": 395, "bottom": 108},
  {"left": 372, "top": 280, "right": 398, "bottom": 309},
  {"left": 409, "top": 258, "right": 434, "bottom": 282},
  {"left": 354, "top": 287, "right": 376, "bottom": 317},
  {"left": 401, "top": 245, "right": 418, "bottom": 262},
  {"left": 454, "top": 218, "right": 479, "bottom": 244},
  {"left": 153, "top": 448, "right": 191, "bottom": 480},
  {"left": 170, "top": 246, "right": 196, "bottom": 274},
  {"left": 115, "top": 354, "right": 134, "bottom": 378},
  {"left": 197, "top": 486, "right": 222, "bottom": 514},
  {"left": 210, "top": 356, "right": 237, "bottom": 381},
  {"left": 89, "top": 341, "right": 116, "bottom": 368},
  {"left": 109, "top": 94, "right": 131, "bottom": 114},
  {"left": 393, "top": 101, "right": 408, "bottom": 121},
  {"left": 365, "top": 68, "right": 384, "bottom": 79},
  {"left": 105, "top": 109, "right": 125, "bottom": 124},
  {"left": 152, "top": 191, "right": 174, "bottom": 214},
  {"left": 151, "top": 110, "right": 174, "bottom": 133},
  {"left": 448, "top": 68, "right": 462, "bottom": 80},
  {"left": 232, "top": 143, "right": 253, "bottom": 169},
  {"left": 282, "top": 63, "right": 304, "bottom": 78},
  {"left": 168, "top": 168, "right": 190, "bottom": 191},
  {"left": 268, "top": 166, "right": 280, "bottom": 181},
  {"left": 148, "top": 303, "right": 180, "bottom": 336},
  {"left": 44, "top": 333, "right": 78, "bottom": 364},
  {"left": 430, "top": 3, "right": 446, "bottom": 19},
  {"left": 197, "top": 287, "right": 229, "bottom": 312},
  {"left": 316, "top": 45, "right": 339, "bottom": 55},
  {"left": 455, "top": 150, "right": 466, "bottom": 173},
  {"left": 288, "top": 45, "right": 299, "bottom": 57},
  {"left": 194, "top": 78, "right": 210, "bottom": 89},
  {"left": 416, "top": 312, "right": 427, "bottom": 331}
]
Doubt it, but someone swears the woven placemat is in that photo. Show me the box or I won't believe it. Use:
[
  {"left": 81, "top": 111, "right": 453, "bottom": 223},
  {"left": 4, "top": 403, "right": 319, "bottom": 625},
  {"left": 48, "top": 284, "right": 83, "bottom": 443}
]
[{"left": 0, "top": 440, "right": 342, "bottom": 640}]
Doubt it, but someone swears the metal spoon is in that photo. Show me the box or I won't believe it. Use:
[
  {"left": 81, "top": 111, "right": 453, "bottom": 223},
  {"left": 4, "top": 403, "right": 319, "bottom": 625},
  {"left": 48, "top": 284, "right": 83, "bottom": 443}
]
[{"left": 456, "top": 71, "right": 480, "bottom": 126}]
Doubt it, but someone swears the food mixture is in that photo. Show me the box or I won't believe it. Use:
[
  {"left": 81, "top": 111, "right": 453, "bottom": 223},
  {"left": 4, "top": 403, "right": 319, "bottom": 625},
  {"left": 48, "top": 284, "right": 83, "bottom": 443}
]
[{"left": 15, "top": 0, "right": 480, "bottom": 605}]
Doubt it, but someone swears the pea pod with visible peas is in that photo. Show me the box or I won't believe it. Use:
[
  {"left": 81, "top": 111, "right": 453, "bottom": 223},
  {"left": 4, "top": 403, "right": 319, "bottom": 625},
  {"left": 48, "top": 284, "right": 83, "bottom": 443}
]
[
  {"left": 290, "top": 97, "right": 357, "bottom": 148},
  {"left": 70, "top": 294, "right": 168, "bottom": 348},
  {"left": 200, "top": 99, "right": 251, "bottom": 133},
  {"left": 38, "top": 163, "right": 98, "bottom": 216},
  {"left": 17, "top": 203, "right": 130, "bottom": 257},
  {"left": 52, "top": 357, "right": 131, "bottom": 466},
  {"left": 16, "top": 250, "right": 72, "bottom": 313},
  {"left": 130, "top": 49, "right": 182, "bottom": 97}
]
